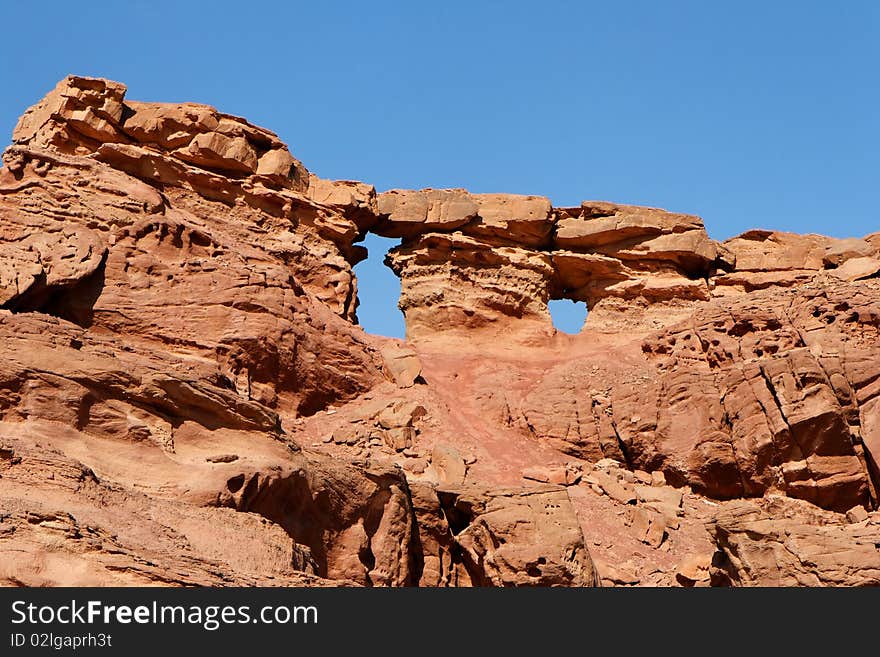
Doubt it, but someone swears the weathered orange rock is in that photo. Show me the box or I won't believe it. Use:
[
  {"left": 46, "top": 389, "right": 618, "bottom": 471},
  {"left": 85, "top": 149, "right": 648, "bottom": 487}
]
[
  {"left": 554, "top": 201, "right": 717, "bottom": 269},
  {"left": 2, "top": 75, "right": 878, "bottom": 588},
  {"left": 376, "top": 188, "right": 477, "bottom": 236},
  {"left": 709, "top": 498, "right": 880, "bottom": 586},
  {"left": 435, "top": 485, "right": 599, "bottom": 586},
  {"left": 174, "top": 131, "right": 259, "bottom": 173},
  {"left": 379, "top": 193, "right": 728, "bottom": 340},
  {"left": 122, "top": 101, "right": 220, "bottom": 148},
  {"left": 13, "top": 76, "right": 128, "bottom": 153}
]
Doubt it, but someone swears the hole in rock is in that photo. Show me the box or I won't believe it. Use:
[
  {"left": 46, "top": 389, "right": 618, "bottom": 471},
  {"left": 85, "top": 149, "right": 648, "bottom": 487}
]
[
  {"left": 549, "top": 298, "right": 588, "bottom": 334},
  {"left": 352, "top": 233, "right": 405, "bottom": 338}
]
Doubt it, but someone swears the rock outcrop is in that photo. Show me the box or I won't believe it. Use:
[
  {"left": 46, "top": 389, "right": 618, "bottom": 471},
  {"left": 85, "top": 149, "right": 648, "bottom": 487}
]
[
  {"left": 1, "top": 75, "right": 878, "bottom": 587},
  {"left": 378, "top": 191, "right": 725, "bottom": 341},
  {"left": 366, "top": 187, "right": 880, "bottom": 515},
  {"left": 708, "top": 497, "right": 880, "bottom": 586},
  {"left": 410, "top": 483, "right": 597, "bottom": 587},
  {"left": 0, "top": 76, "right": 596, "bottom": 587}
]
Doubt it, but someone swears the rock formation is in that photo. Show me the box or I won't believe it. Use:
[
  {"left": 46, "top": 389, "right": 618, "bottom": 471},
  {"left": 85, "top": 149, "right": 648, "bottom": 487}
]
[
  {"left": 709, "top": 497, "right": 880, "bottom": 586},
  {"left": 1, "top": 76, "right": 878, "bottom": 586}
]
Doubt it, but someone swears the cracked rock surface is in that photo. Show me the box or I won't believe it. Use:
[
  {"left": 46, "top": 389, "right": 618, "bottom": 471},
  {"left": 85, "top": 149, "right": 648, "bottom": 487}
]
[{"left": 1, "top": 76, "right": 878, "bottom": 586}]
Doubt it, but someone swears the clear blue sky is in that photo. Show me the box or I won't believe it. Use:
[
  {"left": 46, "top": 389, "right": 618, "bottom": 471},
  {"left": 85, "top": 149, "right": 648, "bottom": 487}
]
[{"left": 1, "top": 2, "right": 876, "bottom": 337}]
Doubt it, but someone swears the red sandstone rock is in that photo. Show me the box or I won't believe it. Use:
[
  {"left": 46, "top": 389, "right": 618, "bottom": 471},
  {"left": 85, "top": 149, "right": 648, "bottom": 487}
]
[
  {"left": 708, "top": 497, "right": 880, "bottom": 586},
  {"left": 2, "top": 75, "right": 879, "bottom": 588}
]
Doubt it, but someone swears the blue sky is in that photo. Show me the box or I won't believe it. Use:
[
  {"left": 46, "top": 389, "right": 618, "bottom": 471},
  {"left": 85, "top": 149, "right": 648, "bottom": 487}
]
[{"left": 1, "top": 2, "right": 876, "bottom": 337}]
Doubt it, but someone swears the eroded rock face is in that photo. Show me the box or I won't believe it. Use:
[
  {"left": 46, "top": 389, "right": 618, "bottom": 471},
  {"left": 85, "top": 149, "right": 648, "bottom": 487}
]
[
  {"left": 0, "top": 76, "right": 418, "bottom": 586},
  {"left": 2, "top": 76, "right": 383, "bottom": 418},
  {"left": 366, "top": 188, "right": 880, "bottom": 515},
  {"left": 434, "top": 485, "right": 599, "bottom": 587},
  {"left": 217, "top": 458, "right": 418, "bottom": 586},
  {"left": 377, "top": 204, "right": 879, "bottom": 514},
  {"left": 0, "top": 432, "right": 344, "bottom": 586},
  {"left": 708, "top": 497, "right": 880, "bottom": 586},
  {"left": 629, "top": 281, "right": 879, "bottom": 511},
  {"left": 404, "top": 483, "right": 598, "bottom": 587},
  {"left": 380, "top": 193, "right": 724, "bottom": 341},
  {"left": 2, "top": 75, "right": 879, "bottom": 587}
]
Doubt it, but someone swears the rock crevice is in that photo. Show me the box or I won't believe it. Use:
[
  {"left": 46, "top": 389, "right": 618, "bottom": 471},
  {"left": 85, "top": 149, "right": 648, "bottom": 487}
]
[{"left": 2, "top": 75, "right": 879, "bottom": 587}]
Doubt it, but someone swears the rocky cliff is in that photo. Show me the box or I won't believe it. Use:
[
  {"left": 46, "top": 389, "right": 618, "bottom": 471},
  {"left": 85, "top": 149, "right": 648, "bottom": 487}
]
[{"left": 1, "top": 76, "right": 878, "bottom": 586}]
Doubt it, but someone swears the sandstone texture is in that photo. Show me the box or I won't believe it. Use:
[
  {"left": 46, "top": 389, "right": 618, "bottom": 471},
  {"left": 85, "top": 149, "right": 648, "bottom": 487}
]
[
  {"left": 708, "top": 497, "right": 880, "bottom": 586},
  {"left": 1, "top": 76, "right": 878, "bottom": 587}
]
